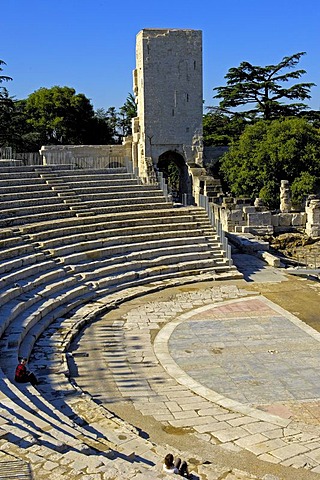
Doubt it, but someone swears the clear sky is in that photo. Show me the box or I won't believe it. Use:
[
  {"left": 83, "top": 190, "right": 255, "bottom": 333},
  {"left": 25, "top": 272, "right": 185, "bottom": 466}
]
[{"left": 1, "top": 0, "right": 320, "bottom": 112}]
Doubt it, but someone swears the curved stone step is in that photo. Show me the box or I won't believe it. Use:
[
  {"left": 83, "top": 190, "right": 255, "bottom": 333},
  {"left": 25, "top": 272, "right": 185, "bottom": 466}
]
[
  {"left": 0, "top": 277, "right": 80, "bottom": 340},
  {"left": 49, "top": 235, "right": 214, "bottom": 262},
  {"left": 0, "top": 211, "right": 77, "bottom": 228},
  {"left": 0, "top": 260, "right": 60, "bottom": 290},
  {"left": 0, "top": 252, "right": 46, "bottom": 276},
  {"left": 25, "top": 213, "right": 197, "bottom": 243},
  {"left": 18, "top": 208, "right": 190, "bottom": 236},
  {"left": 33, "top": 222, "right": 202, "bottom": 248}
]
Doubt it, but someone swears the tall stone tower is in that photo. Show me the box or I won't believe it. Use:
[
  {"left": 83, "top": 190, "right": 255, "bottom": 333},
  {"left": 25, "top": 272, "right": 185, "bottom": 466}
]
[{"left": 132, "top": 29, "right": 203, "bottom": 200}]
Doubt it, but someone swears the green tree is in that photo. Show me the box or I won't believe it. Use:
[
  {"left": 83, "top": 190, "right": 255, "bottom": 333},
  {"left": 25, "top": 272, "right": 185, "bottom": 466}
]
[
  {"left": 0, "top": 59, "right": 12, "bottom": 86},
  {"left": 119, "top": 93, "right": 137, "bottom": 137},
  {"left": 291, "top": 172, "right": 319, "bottom": 207},
  {"left": 95, "top": 107, "right": 120, "bottom": 143},
  {"left": 220, "top": 117, "right": 320, "bottom": 208},
  {"left": 95, "top": 94, "right": 137, "bottom": 143},
  {"left": 24, "top": 86, "right": 112, "bottom": 146},
  {"left": 0, "top": 60, "right": 14, "bottom": 147},
  {"left": 214, "top": 52, "right": 315, "bottom": 120},
  {"left": 203, "top": 108, "right": 247, "bottom": 146}
]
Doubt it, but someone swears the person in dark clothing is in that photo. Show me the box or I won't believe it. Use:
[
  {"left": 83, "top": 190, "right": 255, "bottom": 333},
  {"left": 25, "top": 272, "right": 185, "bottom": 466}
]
[
  {"left": 15, "top": 358, "right": 38, "bottom": 386},
  {"left": 163, "top": 453, "right": 190, "bottom": 477}
]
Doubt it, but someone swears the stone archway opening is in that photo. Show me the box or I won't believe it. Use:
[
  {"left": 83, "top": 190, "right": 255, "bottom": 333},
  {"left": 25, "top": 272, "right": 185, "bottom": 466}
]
[{"left": 157, "top": 151, "right": 188, "bottom": 203}]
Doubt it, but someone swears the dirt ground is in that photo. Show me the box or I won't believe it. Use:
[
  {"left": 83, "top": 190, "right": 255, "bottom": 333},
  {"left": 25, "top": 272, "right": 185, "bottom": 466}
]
[{"left": 267, "top": 233, "right": 320, "bottom": 267}]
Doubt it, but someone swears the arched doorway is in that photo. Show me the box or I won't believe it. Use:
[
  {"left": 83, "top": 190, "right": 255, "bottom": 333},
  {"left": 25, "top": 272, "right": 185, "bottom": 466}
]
[{"left": 157, "top": 151, "right": 189, "bottom": 203}]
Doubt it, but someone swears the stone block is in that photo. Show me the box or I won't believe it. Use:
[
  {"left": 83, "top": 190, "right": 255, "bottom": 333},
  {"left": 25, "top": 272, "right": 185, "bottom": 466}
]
[
  {"left": 258, "top": 251, "right": 281, "bottom": 267},
  {"left": 242, "top": 206, "right": 256, "bottom": 215},
  {"left": 305, "top": 225, "right": 320, "bottom": 239},
  {"left": 247, "top": 212, "right": 272, "bottom": 226},
  {"left": 227, "top": 210, "right": 243, "bottom": 222},
  {"left": 278, "top": 214, "right": 292, "bottom": 227},
  {"left": 291, "top": 212, "right": 306, "bottom": 226},
  {"left": 235, "top": 198, "right": 252, "bottom": 205}
]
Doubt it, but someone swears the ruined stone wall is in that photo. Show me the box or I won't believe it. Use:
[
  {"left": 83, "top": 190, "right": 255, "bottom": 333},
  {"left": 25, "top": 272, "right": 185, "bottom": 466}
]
[
  {"left": 133, "top": 29, "right": 203, "bottom": 176},
  {"left": 40, "top": 141, "right": 132, "bottom": 169}
]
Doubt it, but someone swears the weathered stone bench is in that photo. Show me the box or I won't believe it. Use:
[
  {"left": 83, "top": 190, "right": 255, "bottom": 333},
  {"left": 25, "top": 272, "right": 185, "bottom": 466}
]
[
  {"left": 0, "top": 188, "right": 60, "bottom": 200},
  {"left": 0, "top": 252, "right": 46, "bottom": 276},
  {"left": 0, "top": 368, "right": 113, "bottom": 456},
  {"left": 0, "top": 196, "right": 69, "bottom": 209},
  {"left": 36, "top": 223, "right": 210, "bottom": 249},
  {"left": 21, "top": 209, "right": 199, "bottom": 240},
  {"left": 0, "top": 183, "right": 57, "bottom": 194},
  {"left": 0, "top": 202, "right": 73, "bottom": 219},
  {"left": 0, "top": 178, "right": 49, "bottom": 187},
  {"left": 47, "top": 233, "right": 215, "bottom": 260},
  {"left": 1, "top": 283, "right": 95, "bottom": 371},
  {"left": 0, "top": 210, "right": 76, "bottom": 228},
  {"left": 68, "top": 183, "right": 160, "bottom": 194}
]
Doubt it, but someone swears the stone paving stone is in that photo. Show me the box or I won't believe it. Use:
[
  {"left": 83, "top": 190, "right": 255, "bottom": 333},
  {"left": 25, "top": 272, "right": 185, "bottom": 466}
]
[
  {"left": 153, "top": 414, "right": 174, "bottom": 421},
  {"left": 165, "top": 401, "right": 182, "bottom": 412},
  {"left": 261, "top": 429, "right": 285, "bottom": 440},
  {"left": 256, "top": 453, "right": 281, "bottom": 464},
  {"left": 43, "top": 460, "right": 59, "bottom": 471},
  {"left": 235, "top": 433, "right": 267, "bottom": 448},
  {"left": 220, "top": 442, "right": 243, "bottom": 452},
  {"left": 269, "top": 443, "right": 310, "bottom": 460},
  {"left": 302, "top": 447, "right": 320, "bottom": 462},
  {"left": 198, "top": 406, "right": 229, "bottom": 416},
  {"left": 215, "top": 413, "right": 241, "bottom": 422},
  {"left": 242, "top": 422, "right": 279, "bottom": 435},
  {"left": 227, "top": 416, "right": 259, "bottom": 427},
  {"left": 213, "top": 426, "right": 249, "bottom": 443},
  {"left": 244, "top": 438, "right": 287, "bottom": 455},
  {"left": 19, "top": 282, "right": 320, "bottom": 478},
  {"left": 179, "top": 401, "right": 211, "bottom": 411},
  {"left": 170, "top": 415, "right": 218, "bottom": 428},
  {"left": 193, "top": 421, "right": 222, "bottom": 433},
  {"left": 172, "top": 410, "right": 200, "bottom": 419},
  {"left": 281, "top": 453, "right": 317, "bottom": 468}
]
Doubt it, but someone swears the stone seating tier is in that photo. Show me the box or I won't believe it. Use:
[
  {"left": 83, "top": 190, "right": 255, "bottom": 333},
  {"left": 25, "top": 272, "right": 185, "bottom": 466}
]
[
  {"left": 0, "top": 164, "right": 75, "bottom": 173},
  {"left": 20, "top": 208, "right": 209, "bottom": 239},
  {"left": 0, "top": 210, "right": 76, "bottom": 228},
  {"left": 37, "top": 225, "right": 218, "bottom": 251},
  {"left": 0, "top": 370, "right": 115, "bottom": 457},
  {"left": 0, "top": 165, "right": 239, "bottom": 475}
]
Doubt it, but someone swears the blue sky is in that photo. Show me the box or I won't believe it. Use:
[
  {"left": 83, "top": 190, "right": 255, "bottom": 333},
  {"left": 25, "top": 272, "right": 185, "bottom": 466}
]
[{"left": 1, "top": 0, "right": 320, "bottom": 112}]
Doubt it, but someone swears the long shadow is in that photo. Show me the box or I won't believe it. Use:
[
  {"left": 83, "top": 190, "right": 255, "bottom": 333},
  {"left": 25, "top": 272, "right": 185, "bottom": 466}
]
[
  {"left": 232, "top": 253, "right": 271, "bottom": 282},
  {"left": 0, "top": 406, "right": 70, "bottom": 452}
]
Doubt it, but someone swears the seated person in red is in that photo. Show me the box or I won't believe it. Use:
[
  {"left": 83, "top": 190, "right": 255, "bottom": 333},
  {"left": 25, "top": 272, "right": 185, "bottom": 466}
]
[{"left": 15, "top": 358, "right": 38, "bottom": 386}]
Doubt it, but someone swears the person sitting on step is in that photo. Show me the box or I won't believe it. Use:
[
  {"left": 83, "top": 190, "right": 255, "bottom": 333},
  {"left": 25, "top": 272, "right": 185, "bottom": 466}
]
[
  {"left": 163, "top": 453, "right": 191, "bottom": 477},
  {"left": 15, "top": 358, "right": 39, "bottom": 386}
]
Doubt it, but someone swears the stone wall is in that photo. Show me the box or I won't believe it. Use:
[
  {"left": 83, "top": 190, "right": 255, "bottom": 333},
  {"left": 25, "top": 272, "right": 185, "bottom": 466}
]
[
  {"left": 40, "top": 140, "right": 133, "bottom": 170},
  {"left": 133, "top": 29, "right": 203, "bottom": 181},
  {"left": 215, "top": 198, "right": 313, "bottom": 237}
]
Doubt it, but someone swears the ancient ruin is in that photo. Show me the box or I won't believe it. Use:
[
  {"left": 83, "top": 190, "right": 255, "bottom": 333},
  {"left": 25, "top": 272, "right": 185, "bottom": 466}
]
[{"left": 41, "top": 29, "right": 216, "bottom": 206}]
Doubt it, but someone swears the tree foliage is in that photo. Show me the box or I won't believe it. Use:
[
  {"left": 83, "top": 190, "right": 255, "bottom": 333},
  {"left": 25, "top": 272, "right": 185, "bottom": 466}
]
[
  {"left": 0, "top": 60, "right": 12, "bottom": 86},
  {"left": 214, "top": 52, "right": 315, "bottom": 120},
  {"left": 0, "top": 60, "right": 18, "bottom": 148},
  {"left": 24, "top": 86, "right": 111, "bottom": 145},
  {"left": 0, "top": 58, "right": 136, "bottom": 151},
  {"left": 119, "top": 93, "right": 137, "bottom": 137},
  {"left": 219, "top": 117, "right": 320, "bottom": 208},
  {"left": 203, "top": 108, "right": 247, "bottom": 146}
]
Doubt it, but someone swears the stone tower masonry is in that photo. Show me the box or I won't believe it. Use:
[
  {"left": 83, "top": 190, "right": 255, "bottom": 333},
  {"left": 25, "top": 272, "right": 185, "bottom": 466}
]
[{"left": 132, "top": 29, "right": 204, "bottom": 183}]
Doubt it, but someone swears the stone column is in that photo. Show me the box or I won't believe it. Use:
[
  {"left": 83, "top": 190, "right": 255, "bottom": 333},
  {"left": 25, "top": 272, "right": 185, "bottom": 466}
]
[
  {"left": 305, "top": 199, "right": 320, "bottom": 238},
  {"left": 280, "top": 180, "right": 292, "bottom": 213}
]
